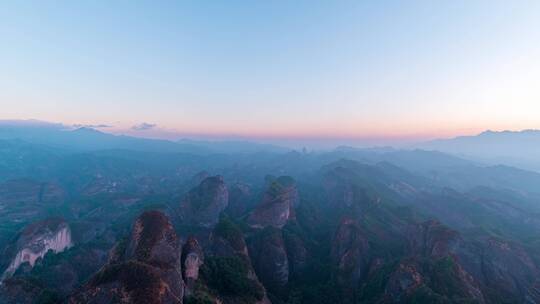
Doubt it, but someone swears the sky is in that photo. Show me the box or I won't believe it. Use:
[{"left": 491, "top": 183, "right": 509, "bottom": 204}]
[{"left": 1, "top": 1, "right": 540, "bottom": 145}]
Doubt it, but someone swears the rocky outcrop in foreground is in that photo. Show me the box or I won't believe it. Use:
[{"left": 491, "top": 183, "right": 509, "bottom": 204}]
[
  {"left": 383, "top": 221, "right": 485, "bottom": 303},
  {"left": 249, "top": 227, "right": 290, "bottom": 294},
  {"left": 185, "top": 218, "right": 270, "bottom": 304},
  {"left": 1, "top": 217, "right": 72, "bottom": 281},
  {"left": 69, "top": 211, "right": 184, "bottom": 304},
  {"left": 181, "top": 237, "right": 203, "bottom": 297}
]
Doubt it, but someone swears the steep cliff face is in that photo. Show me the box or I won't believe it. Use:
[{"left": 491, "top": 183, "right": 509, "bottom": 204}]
[
  {"left": 331, "top": 217, "right": 369, "bottom": 302},
  {"left": 248, "top": 176, "right": 298, "bottom": 229},
  {"left": 384, "top": 260, "right": 424, "bottom": 302},
  {"left": 69, "top": 211, "right": 184, "bottom": 304},
  {"left": 283, "top": 230, "right": 308, "bottom": 277},
  {"left": 180, "top": 176, "right": 229, "bottom": 227},
  {"left": 409, "top": 220, "right": 540, "bottom": 303},
  {"left": 1, "top": 218, "right": 72, "bottom": 280},
  {"left": 322, "top": 165, "right": 380, "bottom": 211},
  {"left": 407, "top": 221, "right": 484, "bottom": 302},
  {"left": 211, "top": 218, "right": 271, "bottom": 304},
  {"left": 181, "top": 236, "right": 203, "bottom": 296},
  {"left": 225, "top": 182, "right": 252, "bottom": 218},
  {"left": 356, "top": 220, "right": 487, "bottom": 303},
  {"left": 377, "top": 256, "right": 486, "bottom": 303},
  {"left": 407, "top": 220, "right": 460, "bottom": 258},
  {"left": 323, "top": 172, "right": 355, "bottom": 208},
  {"left": 405, "top": 213, "right": 540, "bottom": 302},
  {"left": 211, "top": 218, "right": 251, "bottom": 258},
  {"left": 249, "top": 227, "right": 289, "bottom": 294},
  {"left": 125, "top": 211, "right": 182, "bottom": 267},
  {"left": 184, "top": 218, "right": 270, "bottom": 304},
  {"left": 456, "top": 236, "right": 540, "bottom": 303}
]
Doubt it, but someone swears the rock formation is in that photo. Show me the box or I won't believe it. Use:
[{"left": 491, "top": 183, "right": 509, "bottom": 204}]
[
  {"left": 180, "top": 176, "right": 228, "bottom": 227},
  {"left": 249, "top": 227, "right": 289, "bottom": 294},
  {"left": 395, "top": 220, "right": 485, "bottom": 303},
  {"left": 331, "top": 217, "right": 369, "bottom": 302},
  {"left": 1, "top": 218, "right": 72, "bottom": 281},
  {"left": 322, "top": 163, "right": 381, "bottom": 210},
  {"left": 225, "top": 182, "right": 252, "bottom": 218},
  {"left": 407, "top": 220, "right": 460, "bottom": 258},
  {"left": 185, "top": 218, "right": 270, "bottom": 304},
  {"left": 181, "top": 236, "right": 203, "bottom": 296},
  {"left": 69, "top": 211, "right": 184, "bottom": 304},
  {"left": 248, "top": 176, "right": 298, "bottom": 228},
  {"left": 283, "top": 230, "right": 308, "bottom": 277},
  {"left": 464, "top": 237, "right": 539, "bottom": 303},
  {"left": 384, "top": 260, "right": 424, "bottom": 302}
]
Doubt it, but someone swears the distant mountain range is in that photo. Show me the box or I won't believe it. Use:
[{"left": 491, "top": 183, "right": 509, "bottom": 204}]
[
  {"left": 416, "top": 129, "right": 540, "bottom": 171},
  {"left": 0, "top": 120, "right": 288, "bottom": 154},
  {"left": 3, "top": 120, "right": 540, "bottom": 172}
]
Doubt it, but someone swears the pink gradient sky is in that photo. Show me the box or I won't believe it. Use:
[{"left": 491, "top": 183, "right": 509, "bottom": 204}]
[{"left": 2, "top": 1, "right": 540, "bottom": 145}]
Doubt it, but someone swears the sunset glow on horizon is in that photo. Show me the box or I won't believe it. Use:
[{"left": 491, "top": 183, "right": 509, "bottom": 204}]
[{"left": 2, "top": 1, "right": 540, "bottom": 145}]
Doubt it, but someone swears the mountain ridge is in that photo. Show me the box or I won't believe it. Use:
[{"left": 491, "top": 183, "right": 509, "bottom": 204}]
[{"left": 416, "top": 129, "right": 540, "bottom": 171}]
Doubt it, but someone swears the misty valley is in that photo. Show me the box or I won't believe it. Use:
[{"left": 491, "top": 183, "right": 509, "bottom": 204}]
[
  {"left": 1, "top": 125, "right": 540, "bottom": 304},
  {"left": 3, "top": 1, "right": 540, "bottom": 303}
]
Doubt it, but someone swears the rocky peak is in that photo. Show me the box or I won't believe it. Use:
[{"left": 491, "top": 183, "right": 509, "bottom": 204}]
[
  {"left": 403, "top": 221, "right": 486, "bottom": 303},
  {"left": 181, "top": 236, "right": 203, "bottom": 296},
  {"left": 211, "top": 218, "right": 250, "bottom": 257},
  {"left": 180, "top": 176, "right": 229, "bottom": 227},
  {"left": 331, "top": 217, "right": 369, "bottom": 301},
  {"left": 248, "top": 176, "right": 298, "bottom": 228},
  {"left": 407, "top": 220, "right": 460, "bottom": 258},
  {"left": 2, "top": 217, "right": 72, "bottom": 281},
  {"left": 384, "top": 260, "right": 424, "bottom": 301},
  {"left": 480, "top": 237, "right": 539, "bottom": 301},
  {"left": 70, "top": 211, "right": 184, "bottom": 304},
  {"left": 125, "top": 211, "right": 181, "bottom": 268},
  {"left": 322, "top": 166, "right": 378, "bottom": 209},
  {"left": 185, "top": 218, "right": 271, "bottom": 304},
  {"left": 225, "top": 182, "right": 252, "bottom": 218}
]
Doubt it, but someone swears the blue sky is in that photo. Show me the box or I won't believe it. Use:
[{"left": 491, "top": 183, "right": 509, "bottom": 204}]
[{"left": 1, "top": 1, "right": 539, "bottom": 143}]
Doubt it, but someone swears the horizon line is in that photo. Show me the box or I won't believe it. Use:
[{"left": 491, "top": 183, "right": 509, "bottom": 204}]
[{"left": 1, "top": 118, "right": 538, "bottom": 144}]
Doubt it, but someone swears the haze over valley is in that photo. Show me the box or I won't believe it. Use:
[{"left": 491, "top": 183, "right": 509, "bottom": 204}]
[{"left": 2, "top": 1, "right": 540, "bottom": 304}]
